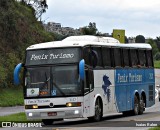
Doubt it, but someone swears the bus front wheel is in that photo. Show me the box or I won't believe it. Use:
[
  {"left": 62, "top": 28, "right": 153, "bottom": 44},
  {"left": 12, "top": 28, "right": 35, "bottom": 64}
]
[{"left": 88, "top": 98, "right": 102, "bottom": 122}]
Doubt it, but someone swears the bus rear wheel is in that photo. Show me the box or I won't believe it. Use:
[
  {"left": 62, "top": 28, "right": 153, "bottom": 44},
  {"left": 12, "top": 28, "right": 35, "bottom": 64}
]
[
  {"left": 133, "top": 95, "right": 139, "bottom": 115},
  {"left": 139, "top": 96, "right": 145, "bottom": 115},
  {"left": 42, "top": 119, "right": 53, "bottom": 125}
]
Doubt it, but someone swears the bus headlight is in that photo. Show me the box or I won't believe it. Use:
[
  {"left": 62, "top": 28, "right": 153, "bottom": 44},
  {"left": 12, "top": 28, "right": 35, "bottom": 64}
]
[
  {"left": 66, "top": 102, "right": 81, "bottom": 107},
  {"left": 25, "top": 104, "right": 38, "bottom": 109}
]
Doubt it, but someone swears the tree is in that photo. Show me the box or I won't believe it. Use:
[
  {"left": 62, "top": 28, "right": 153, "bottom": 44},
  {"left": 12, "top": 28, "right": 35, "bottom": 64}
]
[
  {"left": 155, "top": 37, "right": 160, "bottom": 51},
  {"left": 81, "top": 22, "right": 98, "bottom": 35},
  {"left": 19, "top": 0, "right": 48, "bottom": 20},
  {"left": 148, "top": 39, "right": 159, "bottom": 56},
  {"left": 135, "top": 35, "right": 145, "bottom": 43}
]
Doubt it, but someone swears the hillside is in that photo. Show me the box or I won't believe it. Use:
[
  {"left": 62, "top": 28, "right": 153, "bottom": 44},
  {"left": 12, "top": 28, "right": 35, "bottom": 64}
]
[{"left": 0, "top": 0, "right": 54, "bottom": 88}]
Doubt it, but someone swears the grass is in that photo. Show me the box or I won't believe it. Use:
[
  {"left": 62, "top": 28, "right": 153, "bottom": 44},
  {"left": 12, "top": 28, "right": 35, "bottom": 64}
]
[
  {"left": 0, "top": 87, "right": 24, "bottom": 107},
  {"left": 154, "top": 60, "right": 160, "bottom": 68},
  {"left": 0, "top": 112, "right": 27, "bottom": 122},
  {"left": 149, "top": 127, "right": 160, "bottom": 130}
]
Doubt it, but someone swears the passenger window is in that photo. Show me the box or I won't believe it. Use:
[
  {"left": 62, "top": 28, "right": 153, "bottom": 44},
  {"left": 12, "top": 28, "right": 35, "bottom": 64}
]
[
  {"left": 102, "top": 47, "right": 111, "bottom": 67},
  {"left": 130, "top": 49, "right": 138, "bottom": 67},
  {"left": 113, "top": 48, "right": 121, "bottom": 67},
  {"left": 146, "top": 50, "right": 153, "bottom": 67},
  {"left": 139, "top": 50, "right": 147, "bottom": 67},
  {"left": 92, "top": 47, "right": 102, "bottom": 67},
  {"left": 83, "top": 47, "right": 91, "bottom": 66},
  {"left": 122, "top": 49, "right": 130, "bottom": 67}
]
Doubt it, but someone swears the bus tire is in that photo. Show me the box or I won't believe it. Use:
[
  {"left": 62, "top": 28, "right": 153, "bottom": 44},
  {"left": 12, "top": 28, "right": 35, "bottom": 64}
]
[
  {"left": 42, "top": 119, "right": 53, "bottom": 125},
  {"left": 89, "top": 98, "right": 102, "bottom": 122},
  {"left": 139, "top": 96, "right": 144, "bottom": 115},
  {"left": 132, "top": 95, "right": 139, "bottom": 115}
]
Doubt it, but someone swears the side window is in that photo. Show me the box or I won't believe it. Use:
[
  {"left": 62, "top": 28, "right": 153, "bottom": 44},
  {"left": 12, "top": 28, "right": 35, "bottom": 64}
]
[
  {"left": 83, "top": 47, "right": 91, "bottom": 66},
  {"left": 102, "top": 47, "right": 111, "bottom": 67},
  {"left": 92, "top": 47, "right": 102, "bottom": 67},
  {"left": 130, "top": 49, "right": 138, "bottom": 67},
  {"left": 122, "top": 49, "right": 130, "bottom": 67},
  {"left": 139, "top": 50, "right": 147, "bottom": 67},
  {"left": 146, "top": 50, "right": 153, "bottom": 67},
  {"left": 113, "top": 48, "right": 121, "bottom": 67}
]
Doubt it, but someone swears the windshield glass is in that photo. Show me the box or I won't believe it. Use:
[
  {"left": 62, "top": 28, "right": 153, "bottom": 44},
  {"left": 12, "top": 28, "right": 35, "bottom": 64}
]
[
  {"left": 25, "top": 65, "right": 82, "bottom": 97},
  {"left": 52, "top": 66, "right": 81, "bottom": 96},
  {"left": 25, "top": 67, "right": 50, "bottom": 97}
]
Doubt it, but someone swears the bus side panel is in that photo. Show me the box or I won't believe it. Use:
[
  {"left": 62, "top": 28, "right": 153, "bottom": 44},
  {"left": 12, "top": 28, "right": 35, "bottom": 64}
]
[
  {"left": 93, "top": 70, "right": 117, "bottom": 116},
  {"left": 115, "top": 68, "right": 155, "bottom": 112},
  {"left": 115, "top": 69, "right": 131, "bottom": 112}
]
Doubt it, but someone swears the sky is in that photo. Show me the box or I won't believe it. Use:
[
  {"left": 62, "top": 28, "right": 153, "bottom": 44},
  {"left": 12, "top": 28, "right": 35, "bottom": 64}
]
[{"left": 42, "top": 0, "right": 160, "bottom": 38}]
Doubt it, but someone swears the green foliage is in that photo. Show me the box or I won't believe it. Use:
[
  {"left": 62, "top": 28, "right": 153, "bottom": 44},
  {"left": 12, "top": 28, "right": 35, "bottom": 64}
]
[
  {"left": 154, "top": 52, "right": 160, "bottom": 60},
  {"left": 135, "top": 35, "right": 145, "bottom": 43},
  {"left": 81, "top": 22, "right": 97, "bottom": 35},
  {"left": 0, "top": 88, "right": 23, "bottom": 107},
  {"left": 148, "top": 39, "right": 159, "bottom": 56},
  {"left": 0, "top": 0, "right": 54, "bottom": 88},
  {"left": 154, "top": 60, "right": 160, "bottom": 68}
]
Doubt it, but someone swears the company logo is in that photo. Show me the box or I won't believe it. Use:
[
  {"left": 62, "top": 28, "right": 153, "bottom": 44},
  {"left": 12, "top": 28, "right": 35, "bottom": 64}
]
[
  {"left": 102, "top": 75, "right": 112, "bottom": 102},
  {"left": 31, "top": 89, "right": 35, "bottom": 94}
]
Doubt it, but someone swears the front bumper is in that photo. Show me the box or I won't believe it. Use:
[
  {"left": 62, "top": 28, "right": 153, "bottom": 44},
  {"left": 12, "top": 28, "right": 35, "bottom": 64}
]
[{"left": 25, "top": 107, "right": 83, "bottom": 120}]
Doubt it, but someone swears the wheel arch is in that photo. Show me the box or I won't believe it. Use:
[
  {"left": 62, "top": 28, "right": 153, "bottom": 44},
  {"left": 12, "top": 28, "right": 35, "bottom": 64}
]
[{"left": 94, "top": 94, "right": 103, "bottom": 115}]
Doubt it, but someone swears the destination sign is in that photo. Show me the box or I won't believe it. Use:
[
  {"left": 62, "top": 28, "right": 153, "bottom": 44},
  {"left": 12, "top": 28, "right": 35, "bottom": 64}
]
[{"left": 25, "top": 48, "right": 81, "bottom": 65}]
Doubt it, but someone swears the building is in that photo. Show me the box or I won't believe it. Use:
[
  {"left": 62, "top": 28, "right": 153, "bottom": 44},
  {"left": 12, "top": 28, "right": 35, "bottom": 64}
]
[{"left": 43, "top": 22, "right": 81, "bottom": 36}]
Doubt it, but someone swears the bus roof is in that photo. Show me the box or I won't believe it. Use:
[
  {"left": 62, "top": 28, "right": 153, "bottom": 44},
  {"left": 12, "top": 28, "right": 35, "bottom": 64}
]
[{"left": 26, "top": 35, "right": 152, "bottom": 50}]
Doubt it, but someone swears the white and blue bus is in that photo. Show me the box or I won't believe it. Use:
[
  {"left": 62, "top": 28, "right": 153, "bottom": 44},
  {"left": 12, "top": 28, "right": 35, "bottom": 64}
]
[{"left": 14, "top": 36, "right": 155, "bottom": 125}]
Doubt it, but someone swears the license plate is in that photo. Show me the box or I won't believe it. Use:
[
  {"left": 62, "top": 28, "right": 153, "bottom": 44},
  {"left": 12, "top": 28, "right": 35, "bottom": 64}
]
[{"left": 48, "top": 112, "right": 57, "bottom": 116}]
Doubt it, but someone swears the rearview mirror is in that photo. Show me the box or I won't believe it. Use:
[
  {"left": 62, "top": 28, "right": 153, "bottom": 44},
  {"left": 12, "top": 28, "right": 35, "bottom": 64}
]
[
  {"left": 79, "top": 59, "right": 85, "bottom": 80},
  {"left": 14, "top": 63, "right": 23, "bottom": 85}
]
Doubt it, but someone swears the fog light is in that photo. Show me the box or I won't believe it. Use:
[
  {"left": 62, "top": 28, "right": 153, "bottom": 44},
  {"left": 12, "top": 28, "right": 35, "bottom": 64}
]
[
  {"left": 28, "top": 113, "right": 33, "bottom": 117},
  {"left": 74, "top": 110, "right": 79, "bottom": 114}
]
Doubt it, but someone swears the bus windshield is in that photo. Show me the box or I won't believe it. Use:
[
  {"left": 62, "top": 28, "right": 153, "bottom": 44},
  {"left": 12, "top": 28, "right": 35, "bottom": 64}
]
[{"left": 25, "top": 65, "right": 82, "bottom": 97}]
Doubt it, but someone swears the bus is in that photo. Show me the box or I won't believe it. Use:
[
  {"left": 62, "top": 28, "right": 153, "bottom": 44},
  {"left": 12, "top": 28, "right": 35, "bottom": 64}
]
[{"left": 14, "top": 35, "right": 155, "bottom": 125}]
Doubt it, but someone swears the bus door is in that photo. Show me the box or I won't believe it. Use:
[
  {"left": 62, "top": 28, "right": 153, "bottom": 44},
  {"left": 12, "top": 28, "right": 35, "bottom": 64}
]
[{"left": 83, "top": 68, "right": 94, "bottom": 117}]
